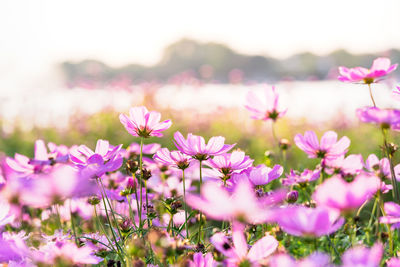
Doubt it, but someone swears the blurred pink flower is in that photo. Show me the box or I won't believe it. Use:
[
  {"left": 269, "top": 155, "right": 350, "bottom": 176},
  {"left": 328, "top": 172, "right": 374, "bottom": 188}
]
[
  {"left": 269, "top": 253, "right": 332, "bottom": 267},
  {"left": 206, "top": 151, "right": 253, "bottom": 178},
  {"left": 153, "top": 147, "right": 192, "bottom": 170},
  {"left": 392, "top": 85, "right": 400, "bottom": 101},
  {"left": 245, "top": 86, "right": 287, "bottom": 121},
  {"left": 186, "top": 179, "right": 283, "bottom": 223},
  {"left": 174, "top": 131, "right": 235, "bottom": 160},
  {"left": 341, "top": 243, "right": 382, "bottom": 267},
  {"left": 294, "top": 131, "right": 350, "bottom": 160},
  {"left": 338, "top": 57, "right": 397, "bottom": 83},
  {"left": 387, "top": 257, "right": 400, "bottom": 267},
  {"left": 232, "top": 164, "right": 283, "bottom": 186},
  {"left": 325, "top": 154, "right": 363, "bottom": 176},
  {"left": 124, "top": 142, "right": 161, "bottom": 158},
  {"left": 211, "top": 222, "right": 278, "bottom": 267},
  {"left": 356, "top": 107, "right": 400, "bottom": 129},
  {"left": 272, "top": 206, "right": 344, "bottom": 237},
  {"left": 365, "top": 154, "right": 390, "bottom": 179},
  {"left": 188, "top": 252, "right": 217, "bottom": 267},
  {"left": 313, "top": 175, "right": 379, "bottom": 213},
  {"left": 379, "top": 202, "right": 400, "bottom": 229},
  {"left": 281, "top": 169, "right": 320, "bottom": 186},
  {"left": 119, "top": 106, "right": 172, "bottom": 138},
  {"left": 70, "top": 139, "right": 123, "bottom": 177}
]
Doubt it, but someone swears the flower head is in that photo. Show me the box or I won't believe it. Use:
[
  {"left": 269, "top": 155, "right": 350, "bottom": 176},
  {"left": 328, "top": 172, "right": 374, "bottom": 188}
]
[
  {"left": 341, "top": 243, "right": 382, "bottom": 267},
  {"left": 281, "top": 169, "right": 320, "bottom": 186},
  {"left": 211, "top": 222, "right": 278, "bottom": 267},
  {"left": 188, "top": 252, "right": 217, "bottom": 267},
  {"left": 338, "top": 57, "right": 397, "bottom": 84},
  {"left": 119, "top": 106, "right": 171, "bottom": 138},
  {"left": 153, "top": 147, "right": 192, "bottom": 170},
  {"left": 245, "top": 86, "right": 287, "bottom": 121},
  {"left": 206, "top": 151, "right": 253, "bottom": 178},
  {"left": 313, "top": 174, "right": 379, "bottom": 213},
  {"left": 356, "top": 107, "right": 400, "bottom": 130},
  {"left": 232, "top": 164, "right": 283, "bottom": 186},
  {"left": 272, "top": 206, "right": 344, "bottom": 237},
  {"left": 270, "top": 253, "right": 332, "bottom": 267},
  {"left": 174, "top": 131, "right": 235, "bottom": 161},
  {"left": 294, "top": 131, "right": 350, "bottom": 160},
  {"left": 379, "top": 202, "right": 400, "bottom": 229}
]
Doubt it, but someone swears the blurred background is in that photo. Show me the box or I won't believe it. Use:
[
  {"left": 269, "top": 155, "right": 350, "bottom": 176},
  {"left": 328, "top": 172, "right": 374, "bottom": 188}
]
[{"left": 1, "top": 0, "right": 400, "bottom": 165}]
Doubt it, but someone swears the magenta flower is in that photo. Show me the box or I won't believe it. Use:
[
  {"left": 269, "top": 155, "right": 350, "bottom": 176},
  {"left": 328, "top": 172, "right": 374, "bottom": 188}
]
[
  {"left": 124, "top": 142, "right": 161, "bottom": 158},
  {"left": 387, "top": 257, "right": 400, "bottom": 267},
  {"left": 211, "top": 222, "right": 278, "bottom": 267},
  {"left": 356, "top": 107, "right": 400, "bottom": 129},
  {"left": 70, "top": 139, "right": 123, "bottom": 177},
  {"left": 379, "top": 202, "right": 400, "bottom": 229},
  {"left": 186, "top": 179, "right": 283, "bottom": 223},
  {"left": 270, "top": 253, "right": 332, "bottom": 267},
  {"left": 188, "top": 252, "right": 217, "bottom": 267},
  {"left": 338, "top": 57, "right": 397, "bottom": 84},
  {"left": 325, "top": 154, "right": 363, "bottom": 176},
  {"left": 153, "top": 147, "right": 192, "bottom": 170},
  {"left": 365, "top": 154, "right": 390, "bottom": 179},
  {"left": 272, "top": 206, "right": 344, "bottom": 237},
  {"left": 294, "top": 131, "right": 350, "bottom": 160},
  {"left": 119, "top": 106, "right": 172, "bottom": 138},
  {"left": 341, "top": 243, "right": 382, "bottom": 267},
  {"left": 206, "top": 151, "right": 253, "bottom": 178},
  {"left": 245, "top": 85, "right": 287, "bottom": 121},
  {"left": 174, "top": 131, "right": 235, "bottom": 160},
  {"left": 232, "top": 164, "right": 283, "bottom": 186},
  {"left": 313, "top": 175, "right": 379, "bottom": 213},
  {"left": 281, "top": 169, "right": 320, "bottom": 186}
]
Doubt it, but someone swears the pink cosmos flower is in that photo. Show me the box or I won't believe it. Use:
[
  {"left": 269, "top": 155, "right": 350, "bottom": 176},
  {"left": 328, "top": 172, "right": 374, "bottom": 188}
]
[
  {"left": 153, "top": 147, "right": 192, "bottom": 170},
  {"left": 245, "top": 86, "right": 287, "bottom": 121},
  {"left": 365, "top": 154, "right": 390, "bottom": 179},
  {"left": 272, "top": 206, "right": 344, "bottom": 237},
  {"left": 313, "top": 175, "right": 379, "bottom": 213},
  {"left": 387, "top": 257, "right": 400, "bottom": 267},
  {"left": 70, "top": 139, "right": 123, "bottom": 177},
  {"left": 186, "top": 179, "right": 284, "bottom": 223},
  {"left": 294, "top": 131, "right": 350, "bottom": 160},
  {"left": 338, "top": 57, "right": 397, "bottom": 83},
  {"left": 232, "top": 164, "right": 283, "bottom": 186},
  {"left": 0, "top": 202, "right": 14, "bottom": 227},
  {"left": 270, "top": 253, "right": 332, "bottom": 267},
  {"left": 325, "top": 154, "right": 363, "bottom": 176},
  {"left": 119, "top": 106, "right": 172, "bottom": 138},
  {"left": 188, "top": 252, "right": 217, "bottom": 267},
  {"left": 281, "top": 169, "right": 320, "bottom": 186},
  {"left": 5, "top": 140, "right": 68, "bottom": 177},
  {"left": 379, "top": 202, "right": 400, "bottom": 229},
  {"left": 356, "top": 107, "right": 400, "bottom": 129},
  {"left": 211, "top": 222, "right": 278, "bottom": 267},
  {"left": 206, "top": 151, "right": 253, "bottom": 178},
  {"left": 341, "top": 243, "right": 382, "bottom": 267},
  {"left": 174, "top": 131, "right": 235, "bottom": 160}
]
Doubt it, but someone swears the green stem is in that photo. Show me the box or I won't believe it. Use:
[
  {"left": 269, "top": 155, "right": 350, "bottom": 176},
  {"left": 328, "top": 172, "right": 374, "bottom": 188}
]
[
  {"left": 94, "top": 206, "right": 119, "bottom": 254},
  {"left": 182, "top": 169, "right": 189, "bottom": 239},
  {"left": 327, "top": 235, "right": 340, "bottom": 260},
  {"left": 126, "top": 195, "right": 137, "bottom": 229},
  {"left": 138, "top": 137, "right": 144, "bottom": 229},
  {"left": 69, "top": 202, "right": 79, "bottom": 245},
  {"left": 381, "top": 128, "right": 400, "bottom": 203},
  {"left": 197, "top": 160, "right": 203, "bottom": 244},
  {"left": 144, "top": 180, "right": 150, "bottom": 229}
]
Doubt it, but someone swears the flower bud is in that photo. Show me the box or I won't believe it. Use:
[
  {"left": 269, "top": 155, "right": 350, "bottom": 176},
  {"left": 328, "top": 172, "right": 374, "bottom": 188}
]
[
  {"left": 126, "top": 159, "right": 139, "bottom": 174},
  {"left": 279, "top": 138, "right": 291, "bottom": 151},
  {"left": 87, "top": 196, "right": 100, "bottom": 206},
  {"left": 286, "top": 190, "right": 298, "bottom": 203}
]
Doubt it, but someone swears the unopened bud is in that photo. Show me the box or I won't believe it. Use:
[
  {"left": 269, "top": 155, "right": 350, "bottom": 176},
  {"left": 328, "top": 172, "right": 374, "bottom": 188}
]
[
  {"left": 88, "top": 196, "right": 100, "bottom": 205},
  {"left": 279, "top": 139, "right": 291, "bottom": 151},
  {"left": 286, "top": 190, "right": 298, "bottom": 203}
]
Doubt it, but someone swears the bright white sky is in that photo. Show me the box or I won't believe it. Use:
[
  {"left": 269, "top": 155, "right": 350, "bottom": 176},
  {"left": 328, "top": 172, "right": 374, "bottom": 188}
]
[{"left": 0, "top": 0, "right": 400, "bottom": 71}]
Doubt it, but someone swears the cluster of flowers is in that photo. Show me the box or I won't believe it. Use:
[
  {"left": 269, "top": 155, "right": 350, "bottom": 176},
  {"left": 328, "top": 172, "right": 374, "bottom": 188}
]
[{"left": 0, "top": 58, "right": 399, "bottom": 266}]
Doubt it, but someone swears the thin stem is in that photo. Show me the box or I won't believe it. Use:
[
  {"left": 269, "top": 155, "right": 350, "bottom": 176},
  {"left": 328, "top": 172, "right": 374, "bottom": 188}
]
[
  {"left": 126, "top": 195, "right": 137, "bottom": 229},
  {"left": 138, "top": 137, "right": 144, "bottom": 229},
  {"left": 382, "top": 128, "right": 400, "bottom": 203},
  {"left": 379, "top": 196, "right": 394, "bottom": 255},
  {"left": 197, "top": 160, "right": 203, "bottom": 244},
  {"left": 182, "top": 169, "right": 189, "bottom": 239},
  {"left": 69, "top": 201, "right": 79, "bottom": 245},
  {"left": 144, "top": 180, "right": 150, "bottom": 229},
  {"left": 327, "top": 235, "right": 340, "bottom": 260},
  {"left": 367, "top": 83, "right": 377, "bottom": 107},
  {"left": 94, "top": 206, "right": 119, "bottom": 253}
]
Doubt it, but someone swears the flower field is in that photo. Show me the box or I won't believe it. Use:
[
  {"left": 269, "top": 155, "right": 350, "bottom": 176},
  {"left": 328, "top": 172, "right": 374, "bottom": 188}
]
[{"left": 1, "top": 57, "right": 400, "bottom": 266}]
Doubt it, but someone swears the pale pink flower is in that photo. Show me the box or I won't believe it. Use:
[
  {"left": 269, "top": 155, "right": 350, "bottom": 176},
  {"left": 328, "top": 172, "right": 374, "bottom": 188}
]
[
  {"left": 281, "top": 169, "right": 320, "bottom": 186},
  {"left": 379, "top": 202, "right": 400, "bottom": 229},
  {"left": 119, "top": 106, "right": 171, "bottom": 138},
  {"left": 174, "top": 131, "right": 235, "bottom": 160},
  {"left": 153, "top": 147, "right": 192, "bottom": 170},
  {"left": 232, "top": 164, "right": 283, "bottom": 186},
  {"left": 294, "top": 131, "right": 350, "bottom": 160},
  {"left": 245, "top": 86, "right": 287, "bottom": 121},
  {"left": 341, "top": 243, "right": 382, "bottom": 267},
  {"left": 206, "top": 151, "right": 253, "bottom": 178},
  {"left": 338, "top": 57, "right": 397, "bottom": 83},
  {"left": 188, "top": 252, "right": 217, "bottom": 267},
  {"left": 211, "top": 222, "right": 278, "bottom": 267},
  {"left": 270, "top": 253, "right": 332, "bottom": 267},
  {"left": 313, "top": 174, "right": 379, "bottom": 213}
]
